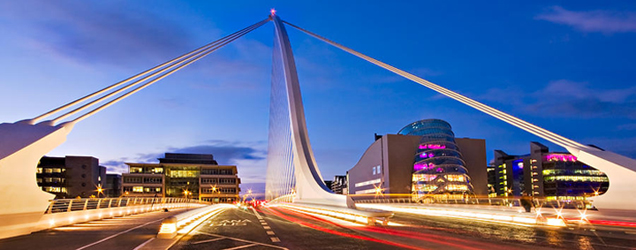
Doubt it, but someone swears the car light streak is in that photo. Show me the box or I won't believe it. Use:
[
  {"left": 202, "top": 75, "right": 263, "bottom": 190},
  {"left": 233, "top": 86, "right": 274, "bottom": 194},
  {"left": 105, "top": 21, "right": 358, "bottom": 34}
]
[
  {"left": 276, "top": 207, "right": 494, "bottom": 250},
  {"left": 261, "top": 207, "right": 425, "bottom": 250}
]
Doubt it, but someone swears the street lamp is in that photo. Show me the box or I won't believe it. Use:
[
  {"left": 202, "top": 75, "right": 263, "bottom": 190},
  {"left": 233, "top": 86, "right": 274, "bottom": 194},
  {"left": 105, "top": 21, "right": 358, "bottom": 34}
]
[{"left": 96, "top": 184, "right": 104, "bottom": 198}]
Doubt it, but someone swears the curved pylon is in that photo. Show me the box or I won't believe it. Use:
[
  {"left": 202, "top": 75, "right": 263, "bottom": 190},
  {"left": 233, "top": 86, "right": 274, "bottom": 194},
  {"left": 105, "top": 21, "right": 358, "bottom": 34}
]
[
  {"left": 0, "top": 121, "right": 74, "bottom": 238},
  {"left": 268, "top": 14, "right": 355, "bottom": 208}
]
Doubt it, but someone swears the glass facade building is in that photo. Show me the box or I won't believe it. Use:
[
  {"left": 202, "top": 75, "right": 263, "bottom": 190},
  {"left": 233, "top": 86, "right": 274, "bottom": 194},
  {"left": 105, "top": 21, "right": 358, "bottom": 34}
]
[
  {"left": 398, "top": 119, "right": 474, "bottom": 201},
  {"left": 121, "top": 153, "right": 240, "bottom": 203},
  {"left": 492, "top": 142, "right": 609, "bottom": 201}
]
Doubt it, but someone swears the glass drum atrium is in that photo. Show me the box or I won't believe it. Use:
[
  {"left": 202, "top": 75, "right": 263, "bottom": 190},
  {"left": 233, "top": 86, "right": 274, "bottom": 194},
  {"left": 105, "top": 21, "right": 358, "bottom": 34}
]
[{"left": 398, "top": 119, "right": 474, "bottom": 201}]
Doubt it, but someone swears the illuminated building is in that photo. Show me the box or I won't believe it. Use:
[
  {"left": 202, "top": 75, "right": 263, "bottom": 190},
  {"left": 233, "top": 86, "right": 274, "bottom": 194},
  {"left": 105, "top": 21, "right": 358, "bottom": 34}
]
[
  {"left": 121, "top": 153, "right": 240, "bottom": 203},
  {"left": 331, "top": 175, "right": 347, "bottom": 194},
  {"left": 400, "top": 119, "right": 483, "bottom": 201},
  {"left": 36, "top": 156, "right": 106, "bottom": 198},
  {"left": 347, "top": 119, "right": 487, "bottom": 200},
  {"left": 492, "top": 142, "right": 609, "bottom": 200}
]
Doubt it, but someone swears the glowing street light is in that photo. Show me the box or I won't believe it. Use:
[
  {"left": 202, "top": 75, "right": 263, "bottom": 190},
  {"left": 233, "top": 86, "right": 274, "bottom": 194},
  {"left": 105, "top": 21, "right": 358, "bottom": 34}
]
[{"left": 96, "top": 184, "right": 104, "bottom": 198}]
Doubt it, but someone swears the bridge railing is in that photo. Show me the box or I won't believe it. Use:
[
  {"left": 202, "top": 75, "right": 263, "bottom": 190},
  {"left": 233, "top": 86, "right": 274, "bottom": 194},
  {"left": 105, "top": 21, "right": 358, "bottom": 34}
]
[
  {"left": 45, "top": 197, "right": 206, "bottom": 214},
  {"left": 353, "top": 196, "right": 591, "bottom": 210}
]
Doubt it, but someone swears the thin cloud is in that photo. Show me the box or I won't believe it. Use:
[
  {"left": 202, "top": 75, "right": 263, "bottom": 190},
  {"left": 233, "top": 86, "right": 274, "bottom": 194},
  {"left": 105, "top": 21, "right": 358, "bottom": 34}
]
[
  {"left": 0, "top": 0, "right": 196, "bottom": 66},
  {"left": 100, "top": 140, "right": 268, "bottom": 184},
  {"left": 477, "top": 79, "right": 636, "bottom": 119},
  {"left": 536, "top": 6, "right": 636, "bottom": 34}
]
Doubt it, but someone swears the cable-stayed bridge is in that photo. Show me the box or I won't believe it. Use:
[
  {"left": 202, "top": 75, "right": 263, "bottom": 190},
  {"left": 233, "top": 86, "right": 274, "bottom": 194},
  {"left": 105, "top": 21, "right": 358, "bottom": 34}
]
[{"left": 1, "top": 12, "right": 636, "bottom": 248}]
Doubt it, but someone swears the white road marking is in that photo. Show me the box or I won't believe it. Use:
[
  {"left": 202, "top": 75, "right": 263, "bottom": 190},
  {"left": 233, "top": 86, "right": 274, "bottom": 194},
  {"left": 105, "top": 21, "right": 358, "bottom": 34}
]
[
  {"left": 270, "top": 237, "right": 280, "bottom": 243},
  {"left": 196, "top": 232, "right": 288, "bottom": 250},
  {"left": 75, "top": 218, "right": 164, "bottom": 250},
  {"left": 192, "top": 237, "right": 227, "bottom": 245},
  {"left": 263, "top": 226, "right": 271, "bottom": 230},
  {"left": 251, "top": 208, "right": 264, "bottom": 220},
  {"left": 266, "top": 231, "right": 275, "bottom": 235},
  {"left": 132, "top": 238, "right": 154, "bottom": 250}
]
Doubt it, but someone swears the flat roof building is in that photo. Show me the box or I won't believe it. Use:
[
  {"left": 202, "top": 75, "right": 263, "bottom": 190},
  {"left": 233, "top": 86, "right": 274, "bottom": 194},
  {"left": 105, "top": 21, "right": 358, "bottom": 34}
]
[
  {"left": 37, "top": 156, "right": 106, "bottom": 199},
  {"left": 121, "top": 153, "right": 240, "bottom": 203}
]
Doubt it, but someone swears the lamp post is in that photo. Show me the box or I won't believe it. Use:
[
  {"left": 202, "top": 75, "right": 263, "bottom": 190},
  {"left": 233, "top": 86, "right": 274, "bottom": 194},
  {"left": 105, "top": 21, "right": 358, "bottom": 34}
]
[{"left": 96, "top": 184, "right": 104, "bottom": 198}]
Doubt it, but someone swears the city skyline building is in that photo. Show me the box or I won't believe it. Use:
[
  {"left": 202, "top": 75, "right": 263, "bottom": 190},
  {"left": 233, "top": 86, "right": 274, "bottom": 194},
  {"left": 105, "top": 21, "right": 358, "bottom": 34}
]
[
  {"left": 121, "top": 153, "right": 240, "bottom": 203},
  {"left": 36, "top": 156, "right": 106, "bottom": 199},
  {"left": 347, "top": 119, "right": 488, "bottom": 200},
  {"left": 399, "top": 119, "right": 480, "bottom": 201},
  {"left": 492, "top": 142, "right": 609, "bottom": 201}
]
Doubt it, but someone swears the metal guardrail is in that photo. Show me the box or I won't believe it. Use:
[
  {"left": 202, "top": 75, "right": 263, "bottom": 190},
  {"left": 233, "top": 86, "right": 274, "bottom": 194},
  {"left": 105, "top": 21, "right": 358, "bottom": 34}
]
[{"left": 45, "top": 197, "right": 206, "bottom": 214}]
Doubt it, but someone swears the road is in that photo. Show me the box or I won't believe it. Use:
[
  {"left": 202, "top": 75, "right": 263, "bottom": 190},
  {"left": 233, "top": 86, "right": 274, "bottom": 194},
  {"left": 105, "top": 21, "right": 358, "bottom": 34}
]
[
  {"left": 2, "top": 205, "right": 634, "bottom": 250},
  {"left": 171, "top": 205, "right": 636, "bottom": 250},
  {"left": 0, "top": 207, "right": 188, "bottom": 250}
]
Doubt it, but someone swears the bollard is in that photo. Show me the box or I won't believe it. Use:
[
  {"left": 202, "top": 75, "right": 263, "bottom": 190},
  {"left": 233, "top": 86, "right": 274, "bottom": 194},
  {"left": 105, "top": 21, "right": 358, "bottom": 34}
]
[{"left": 157, "top": 216, "right": 178, "bottom": 239}]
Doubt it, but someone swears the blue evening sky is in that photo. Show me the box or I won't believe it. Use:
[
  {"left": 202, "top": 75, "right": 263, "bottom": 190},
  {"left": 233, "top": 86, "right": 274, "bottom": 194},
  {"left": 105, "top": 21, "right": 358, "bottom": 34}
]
[{"left": 1, "top": 1, "right": 635, "bottom": 195}]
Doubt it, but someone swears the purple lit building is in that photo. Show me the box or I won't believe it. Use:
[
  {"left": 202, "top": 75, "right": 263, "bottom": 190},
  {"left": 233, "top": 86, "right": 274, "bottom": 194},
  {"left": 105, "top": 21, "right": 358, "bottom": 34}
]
[
  {"left": 492, "top": 142, "right": 609, "bottom": 201},
  {"left": 347, "top": 119, "right": 488, "bottom": 200}
]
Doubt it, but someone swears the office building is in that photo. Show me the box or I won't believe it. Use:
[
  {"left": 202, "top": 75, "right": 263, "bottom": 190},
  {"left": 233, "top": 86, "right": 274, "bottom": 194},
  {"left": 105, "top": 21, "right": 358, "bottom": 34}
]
[
  {"left": 121, "top": 153, "right": 240, "bottom": 203},
  {"left": 37, "top": 156, "right": 106, "bottom": 199},
  {"left": 347, "top": 119, "right": 488, "bottom": 201},
  {"left": 331, "top": 175, "right": 347, "bottom": 194},
  {"left": 492, "top": 142, "right": 609, "bottom": 201},
  {"left": 105, "top": 174, "right": 122, "bottom": 197}
]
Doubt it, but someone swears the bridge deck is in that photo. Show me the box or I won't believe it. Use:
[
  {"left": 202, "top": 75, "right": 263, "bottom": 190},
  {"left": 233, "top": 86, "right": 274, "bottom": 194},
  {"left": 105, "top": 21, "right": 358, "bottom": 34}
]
[{"left": 0, "top": 207, "right": 189, "bottom": 250}]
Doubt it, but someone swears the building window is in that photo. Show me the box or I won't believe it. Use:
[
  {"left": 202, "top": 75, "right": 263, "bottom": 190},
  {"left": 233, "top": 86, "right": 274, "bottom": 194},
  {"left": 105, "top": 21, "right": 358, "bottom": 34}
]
[
  {"left": 201, "top": 178, "right": 217, "bottom": 184},
  {"left": 143, "top": 177, "right": 162, "bottom": 183},
  {"left": 219, "top": 169, "right": 234, "bottom": 175},
  {"left": 37, "top": 168, "right": 43, "bottom": 174},
  {"left": 354, "top": 178, "right": 381, "bottom": 187},
  {"left": 219, "top": 178, "right": 236, "bottom": 184},
  {"left": 132, "top": 186, "right": 143, "bottom": 192},
  {"left": 124, "top": 177, "right": 142, "bottom": 183}
]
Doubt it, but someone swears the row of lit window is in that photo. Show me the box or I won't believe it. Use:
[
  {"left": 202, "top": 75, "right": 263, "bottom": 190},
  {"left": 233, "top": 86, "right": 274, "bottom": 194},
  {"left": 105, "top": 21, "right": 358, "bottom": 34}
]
[
  {"left": 446, "top": 184, "right": 468, "bottom": 191},
  {"left": 355, "top": 188, "right": 378, "bottom": 194},
  {"left": 542, "top": 169, "right": 605, "bottom": 176},
  {"left": 413, "top": 184, "right": 438, "bottom": 192},
  {"left": 544, "top": 176, "right": 609, "bottom": 182},
  {"left": 354, "top": 178, "right": 381, "bottom": 187},
  {"left": 129, "top": 167, "right": 164, "bottom": 174},
  {"left": 545, "top": 196, "right": 586, "bottom": 201},
  {"left": 123, "top": 186, "right": 162, "bottom": 193},
  {"left": 201, "top": 188, "right": 237, "bottom": 194},
  {"left": 37, "top": 177, "right": 65, "bottom": 183},
  {"left": 42, "top": 186, "right": 67, "bottom": 193},
  {"left": 36, "top": 168, "right": 64, "bottom": 174}
]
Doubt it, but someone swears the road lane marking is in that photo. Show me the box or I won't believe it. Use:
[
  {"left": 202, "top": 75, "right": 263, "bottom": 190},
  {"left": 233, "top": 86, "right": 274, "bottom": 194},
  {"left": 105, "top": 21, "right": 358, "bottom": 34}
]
[
  {"left": 263, "top": 226, "right": 271, "bottom": 229},
  {"left": 270, "top": 237, "right": 280, "bottom": 243},
  {"left": 251, "top": 208, "right": 264, "bottom": 220},
  {"left": 196, "top": 232, "right": 288, "bottom": 250},
  {"left": 192, "top": 237, "right": 227, "bottom": 245},
  {"left": 223, "top": 243, "right": 257, "bottom": 250},
  {"left": 132, "top": 238, "right": 154, "bottom": 250},
  {"left": 266, "top": 230, "right": 275, "bottom": 235},
  {"left": 75, "top": 218, "right": 164, "bottom": 250}
]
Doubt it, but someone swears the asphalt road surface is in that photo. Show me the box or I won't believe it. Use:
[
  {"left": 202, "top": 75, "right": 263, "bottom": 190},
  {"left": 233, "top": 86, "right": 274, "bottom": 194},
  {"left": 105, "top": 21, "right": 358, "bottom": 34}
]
[
  {"left": 0, "top": 207, "right": 188, "bottom": 250},
  {"left": 171, "top": 205, "right": 636, "bottom": 250}
]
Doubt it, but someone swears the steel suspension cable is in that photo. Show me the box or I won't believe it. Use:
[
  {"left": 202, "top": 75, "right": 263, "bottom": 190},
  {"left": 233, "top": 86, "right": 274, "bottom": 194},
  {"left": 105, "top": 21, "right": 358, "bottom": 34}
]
[
  {"left": 34, "top": 18, "right": 269, "bottom": 124},
  {"left": 282, "top": 20, "right": 588, "bottom": 150},
  {"left": 68, "top": 18, "right": 269, "bottom": 124}
]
